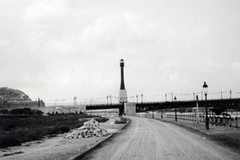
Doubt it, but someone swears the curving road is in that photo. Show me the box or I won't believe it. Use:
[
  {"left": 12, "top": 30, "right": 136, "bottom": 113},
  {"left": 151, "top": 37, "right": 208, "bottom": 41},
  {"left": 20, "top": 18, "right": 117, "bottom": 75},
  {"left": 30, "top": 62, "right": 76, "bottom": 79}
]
[{"left": 78, "top": 116, "right": 240, "bottom": 160}]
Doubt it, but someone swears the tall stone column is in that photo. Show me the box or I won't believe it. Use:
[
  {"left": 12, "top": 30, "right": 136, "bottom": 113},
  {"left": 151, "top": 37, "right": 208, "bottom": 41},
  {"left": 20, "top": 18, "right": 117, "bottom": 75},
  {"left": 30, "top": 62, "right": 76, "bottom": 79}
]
[{"left": 119, "top": 59, "right": 128, "bottom": 103}]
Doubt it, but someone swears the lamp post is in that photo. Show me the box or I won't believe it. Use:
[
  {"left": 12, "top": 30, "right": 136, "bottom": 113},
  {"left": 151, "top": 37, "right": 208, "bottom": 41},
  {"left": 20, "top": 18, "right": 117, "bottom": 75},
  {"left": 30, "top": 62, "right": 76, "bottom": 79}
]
[
  {"left": 203, "top": 81, "right": 209, "bottom": 130},
  {"left": 196, "top": 95, "right": 199, "bottom": 124},
  {"left": 109, "top": 95, "right": 112, "bottom": 105},
  {"left": 174, "top": 96, "right": 177, "bottom": 122},
  {"left": 136, "top": 95, "right": 138, "bottom": 104}
]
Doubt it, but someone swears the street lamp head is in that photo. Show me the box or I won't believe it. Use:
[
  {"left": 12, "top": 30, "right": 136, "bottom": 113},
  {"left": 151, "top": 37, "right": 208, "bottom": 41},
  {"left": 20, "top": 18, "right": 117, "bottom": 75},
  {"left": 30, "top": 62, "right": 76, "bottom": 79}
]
[
  {"left": 203, "top": 81, "right": 208, "bottom": 95},
  {"left": 174, "top": 96, "right": 177, "bottom": 101}
]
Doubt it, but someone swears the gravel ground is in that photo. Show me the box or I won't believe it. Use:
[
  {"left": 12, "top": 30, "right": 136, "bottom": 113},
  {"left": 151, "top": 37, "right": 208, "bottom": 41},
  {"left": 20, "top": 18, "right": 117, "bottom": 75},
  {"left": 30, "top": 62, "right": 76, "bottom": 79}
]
[
  {"left": 79, "top": 116, "right": 240, "bottom": 160},
  {"left": 0, "top": 117, "right": 126, "bottom": 160}
]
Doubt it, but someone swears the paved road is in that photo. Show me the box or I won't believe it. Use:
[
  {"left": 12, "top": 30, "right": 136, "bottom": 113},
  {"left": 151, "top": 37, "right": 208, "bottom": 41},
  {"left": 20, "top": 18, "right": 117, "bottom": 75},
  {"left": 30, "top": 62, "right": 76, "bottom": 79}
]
[{"left": 78, "top": 116, "right": 240, "bottom": 160}]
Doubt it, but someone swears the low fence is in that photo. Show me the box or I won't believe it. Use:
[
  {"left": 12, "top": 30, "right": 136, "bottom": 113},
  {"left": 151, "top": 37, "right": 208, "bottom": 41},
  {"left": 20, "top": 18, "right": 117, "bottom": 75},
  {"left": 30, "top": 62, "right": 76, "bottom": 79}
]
[{"left": 137, "top": 112, "right": 239, "bottom": 128}]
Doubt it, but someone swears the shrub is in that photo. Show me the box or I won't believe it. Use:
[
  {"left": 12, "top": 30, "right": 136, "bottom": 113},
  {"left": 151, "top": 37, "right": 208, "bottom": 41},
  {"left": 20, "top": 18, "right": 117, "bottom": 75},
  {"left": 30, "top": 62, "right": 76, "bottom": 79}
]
[
  {"left": 93, "top": 117, "right": 109, "bottom": 123},
  {"left": 49, "top": 127, "right": 60, "bottom": 135},
  {"left": 8, "top": 108, "right": 43, "bottom": 115},
  {"left": 32, "top": 109, "right": 43, "bottom": 115},
  {"left": 115, "top": 117, "right": 128, "bottom": 124},
  {"left": 3, "top": 124, "right": 16, "bottom": 131},
  {"left": 9, "top": 108, "right": 32, "bottom": 115},
  {"left": 0, "top": 109, "right": 9, "bottom": 115},
  {"left": 0, "top": 137, "right": 21, "bottom": 148},
  {"left": 48, "top": 126, "right": 70, "bottom": 135},
  {"left": 60, "top": 126, "right": 70, "bottom": 133}
]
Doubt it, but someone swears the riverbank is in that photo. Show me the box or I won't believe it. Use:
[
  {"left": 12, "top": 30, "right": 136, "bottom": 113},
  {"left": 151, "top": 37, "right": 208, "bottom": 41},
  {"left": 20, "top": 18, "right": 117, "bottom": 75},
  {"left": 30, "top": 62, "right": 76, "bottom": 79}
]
[{"left": 0, "top": 116, "right": 128, "bottom": 160}]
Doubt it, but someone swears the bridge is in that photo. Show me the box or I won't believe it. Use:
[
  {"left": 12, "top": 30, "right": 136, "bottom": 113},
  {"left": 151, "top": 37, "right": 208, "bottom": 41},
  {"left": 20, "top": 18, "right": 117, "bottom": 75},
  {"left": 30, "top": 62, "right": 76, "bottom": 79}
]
[{"left": 86, "top": 98, "right": 240, "bottom": 115}]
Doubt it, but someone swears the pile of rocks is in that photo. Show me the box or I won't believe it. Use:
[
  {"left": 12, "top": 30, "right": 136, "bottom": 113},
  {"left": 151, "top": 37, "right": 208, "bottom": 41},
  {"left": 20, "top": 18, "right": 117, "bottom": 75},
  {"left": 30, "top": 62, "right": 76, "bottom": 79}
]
[{"left": 63, "top": 118, "right": 109, "bottom": 139}]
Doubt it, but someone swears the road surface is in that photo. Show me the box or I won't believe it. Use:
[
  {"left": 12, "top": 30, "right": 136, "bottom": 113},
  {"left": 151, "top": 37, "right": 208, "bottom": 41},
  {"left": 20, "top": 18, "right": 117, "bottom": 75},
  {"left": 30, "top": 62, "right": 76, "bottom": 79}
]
[{"left": 77, "top": 116, "right": 240, "bottom": 160}]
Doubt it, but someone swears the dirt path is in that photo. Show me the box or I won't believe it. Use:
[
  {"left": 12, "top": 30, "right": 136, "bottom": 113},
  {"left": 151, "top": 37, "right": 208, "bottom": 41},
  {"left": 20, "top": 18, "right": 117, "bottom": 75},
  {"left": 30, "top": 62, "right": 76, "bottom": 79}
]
[
  {"left": 79, "top": 116, "right": 240, "bottom": 160},
  {"left": 0, "top": 117, "right": 126, "bottom": 160}
]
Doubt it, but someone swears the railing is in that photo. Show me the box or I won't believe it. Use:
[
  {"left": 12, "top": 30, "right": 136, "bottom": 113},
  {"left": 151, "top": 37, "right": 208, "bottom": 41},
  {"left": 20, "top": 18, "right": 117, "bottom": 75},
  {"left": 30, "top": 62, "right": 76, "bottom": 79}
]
[
  {"left": 136, "top": 112, "right": 239, "bottom": 128},
  {"left": 164, "top": 113, "right": 239, "bottom": 128}
]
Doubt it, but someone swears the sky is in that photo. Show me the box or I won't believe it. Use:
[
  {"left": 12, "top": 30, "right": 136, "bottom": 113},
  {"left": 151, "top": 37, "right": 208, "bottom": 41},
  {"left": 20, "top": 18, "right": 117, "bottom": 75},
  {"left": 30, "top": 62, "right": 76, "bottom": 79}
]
[{"left": 0, "top": 0, "right": 240, "bottom": 105}]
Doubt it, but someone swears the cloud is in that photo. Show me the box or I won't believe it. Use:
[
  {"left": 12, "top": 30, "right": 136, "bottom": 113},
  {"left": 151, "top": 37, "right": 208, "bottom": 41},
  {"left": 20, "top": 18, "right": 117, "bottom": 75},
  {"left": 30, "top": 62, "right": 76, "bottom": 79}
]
[
  {"left": 232, "top": 62, "right": 240, "bottom": 74},
  {"left": 24, "top": 1, "right": 70, "bottom": 23},
  {"left": 122, "top": 11, "right": 142, "bottom": 31},
  {"left": 0, "top": 39, "right": 10, "bottom": 46},
  {"left": 82, "top": 14, "right": 124, "bottom": 49},
  {"left": 81, "top": 11, "right": 157, "bottom": 51},
  {"left": 201, "top": 59, "right": 226, "bottom": 74},
  {"left": 0, "top": 0, "right": 240, "bottom": 101}
]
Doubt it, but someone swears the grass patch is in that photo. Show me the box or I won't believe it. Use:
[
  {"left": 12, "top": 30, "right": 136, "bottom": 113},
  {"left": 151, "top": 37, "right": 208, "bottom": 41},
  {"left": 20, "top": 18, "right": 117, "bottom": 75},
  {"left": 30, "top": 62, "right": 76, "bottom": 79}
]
[
  {"left": 210, "top": 133, "right": 240, "bottom": 152},
  {"left": 0, "top": 137, "right": 21, "bottom": 148},
  {"left": 0, "top": 113, "right": 108, "bottom": 148}
]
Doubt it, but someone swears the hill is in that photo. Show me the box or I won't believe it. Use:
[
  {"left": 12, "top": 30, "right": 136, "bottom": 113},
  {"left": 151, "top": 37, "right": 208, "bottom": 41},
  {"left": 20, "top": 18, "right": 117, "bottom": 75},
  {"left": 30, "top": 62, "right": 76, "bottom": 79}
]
[{"left": 0, "top": 87, "right": 32, "bottom": 102}]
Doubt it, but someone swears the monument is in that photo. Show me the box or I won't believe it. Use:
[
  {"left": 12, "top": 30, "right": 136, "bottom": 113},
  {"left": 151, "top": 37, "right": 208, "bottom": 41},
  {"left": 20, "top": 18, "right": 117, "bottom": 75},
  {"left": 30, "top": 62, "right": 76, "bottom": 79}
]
[{"left": 119, "top": 59, "right": 128, "bottom": 103}]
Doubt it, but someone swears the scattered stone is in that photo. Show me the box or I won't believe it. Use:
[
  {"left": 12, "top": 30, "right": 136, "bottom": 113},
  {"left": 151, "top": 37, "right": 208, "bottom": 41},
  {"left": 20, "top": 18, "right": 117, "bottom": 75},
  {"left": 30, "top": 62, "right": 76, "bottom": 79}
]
[{"left": 63, "top": 118, "right": 109, "bottom": 139}]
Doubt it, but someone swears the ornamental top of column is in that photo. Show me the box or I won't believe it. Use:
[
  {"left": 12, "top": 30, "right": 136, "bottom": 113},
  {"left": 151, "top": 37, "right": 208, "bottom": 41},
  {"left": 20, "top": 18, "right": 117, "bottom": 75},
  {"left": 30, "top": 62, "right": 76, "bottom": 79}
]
[{"left": 120, "top": 59, "right": 124, "bottom": 67}]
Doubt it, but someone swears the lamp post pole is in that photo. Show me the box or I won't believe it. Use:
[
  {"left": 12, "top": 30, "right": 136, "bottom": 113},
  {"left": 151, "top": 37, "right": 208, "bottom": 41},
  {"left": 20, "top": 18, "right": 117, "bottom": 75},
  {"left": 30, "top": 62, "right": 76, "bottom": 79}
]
[
  {"left": 230, "top": 90, "right": 232, "bottom": 99},
  {"left": 203, "top": 81, "right": 209, "bottom": 130},
  {"left": 174, "top": 96, "right": 177, "bottom": 122},
  {"left": 196, "top": 95, "right": 199, "bottom": 124},
  {"left": 110, "top": 95, "right": 112, "bottom": 105}
]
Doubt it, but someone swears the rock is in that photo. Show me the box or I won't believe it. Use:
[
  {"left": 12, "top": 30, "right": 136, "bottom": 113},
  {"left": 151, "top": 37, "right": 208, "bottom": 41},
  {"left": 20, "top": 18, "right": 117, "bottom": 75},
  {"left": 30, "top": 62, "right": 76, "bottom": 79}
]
[{"left": 63, "top": 118, "right": 108, "bottom": 139}]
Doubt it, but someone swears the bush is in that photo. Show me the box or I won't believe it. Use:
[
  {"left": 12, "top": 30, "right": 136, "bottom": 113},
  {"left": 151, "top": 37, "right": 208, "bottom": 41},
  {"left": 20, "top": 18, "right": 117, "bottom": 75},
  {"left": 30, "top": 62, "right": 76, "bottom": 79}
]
[
  {"left": 0, "top": 137, "right": 21, "bottom": 148},
  {"left": 94, "top": 117, "right": 109, "bottom": 123},
  {"left": 49, "top": 126, "right": 70, "bottom": 135},
  {"left": 3, "top": 124, "right": 16, "bottom": 131},
  {"left": 49, "top": 127, "right": 60, "bottom": 135},
  {"left": 33, "top": 109, "right": 43, "bottom": 115},
  {"left": 8, "top": 108, "right": 43, "bottom": 115},
  {"left": 60, "top": 126, "right": 70, "bottom": 133},
  {"left": 115, "top": 117, "right": 128, "bottom": 124},
  {"left": 0, "top": 109, "right": 9, "bottom": 115},
  {"left": 9, "top": 108, "right": 32, "bottom": 115}
]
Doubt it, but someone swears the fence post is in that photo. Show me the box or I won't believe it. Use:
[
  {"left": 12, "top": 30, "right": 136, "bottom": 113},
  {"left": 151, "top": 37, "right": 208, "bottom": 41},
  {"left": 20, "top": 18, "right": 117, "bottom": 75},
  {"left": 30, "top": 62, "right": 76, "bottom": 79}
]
[
  {"left": 229, "top": 117, "right": 232, "bottom": 127},
  {"left": 236, "top": 117, "right": 238, "bottom": 128},
  {"left": 223, "top": 116, "right": 226, "bottom": 126}
]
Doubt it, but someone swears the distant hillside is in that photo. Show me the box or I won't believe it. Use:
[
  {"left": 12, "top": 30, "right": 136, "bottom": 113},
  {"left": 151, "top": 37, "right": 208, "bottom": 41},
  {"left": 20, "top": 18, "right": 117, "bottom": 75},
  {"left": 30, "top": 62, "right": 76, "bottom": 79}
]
[{"left": 0, "top": 87, "right": 32, "bottom": 102}]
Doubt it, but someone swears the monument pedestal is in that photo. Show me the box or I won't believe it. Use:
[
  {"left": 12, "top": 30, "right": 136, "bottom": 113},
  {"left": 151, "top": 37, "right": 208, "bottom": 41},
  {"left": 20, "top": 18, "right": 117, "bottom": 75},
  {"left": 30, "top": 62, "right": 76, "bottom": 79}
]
[
  {"left": 119, "top": 89, "right": 128, "bottom": 103},
  {"left": 124, "top": 103, "right": 136, "bottom": 116}
]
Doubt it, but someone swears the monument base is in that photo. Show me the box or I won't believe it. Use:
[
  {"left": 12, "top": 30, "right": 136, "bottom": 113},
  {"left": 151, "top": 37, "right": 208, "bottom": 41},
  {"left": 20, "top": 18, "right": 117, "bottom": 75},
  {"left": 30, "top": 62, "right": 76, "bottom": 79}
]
[
  {"left": 124, "top": 103, "right": 136, "bottom": 116},
  {"left": 119, "top": 89, "right": 128, "bottom": 103}
]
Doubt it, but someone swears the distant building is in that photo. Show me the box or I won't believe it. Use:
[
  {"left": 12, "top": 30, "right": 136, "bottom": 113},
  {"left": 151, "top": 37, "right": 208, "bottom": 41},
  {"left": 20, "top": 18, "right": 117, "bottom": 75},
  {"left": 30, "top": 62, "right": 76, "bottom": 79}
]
[
  {"left": 46, "top": 105, "right": 86, "bottom": 114},
  {"left": 0, "top": 98, "right": 45, "bottom": 109}
]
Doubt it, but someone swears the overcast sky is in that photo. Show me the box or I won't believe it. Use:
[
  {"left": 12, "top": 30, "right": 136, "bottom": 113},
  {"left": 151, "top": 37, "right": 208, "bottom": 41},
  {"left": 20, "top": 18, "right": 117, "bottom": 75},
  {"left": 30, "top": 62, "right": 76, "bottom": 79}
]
[{"left": 1, "top": 0, "right": 240, "bottom": 105}]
